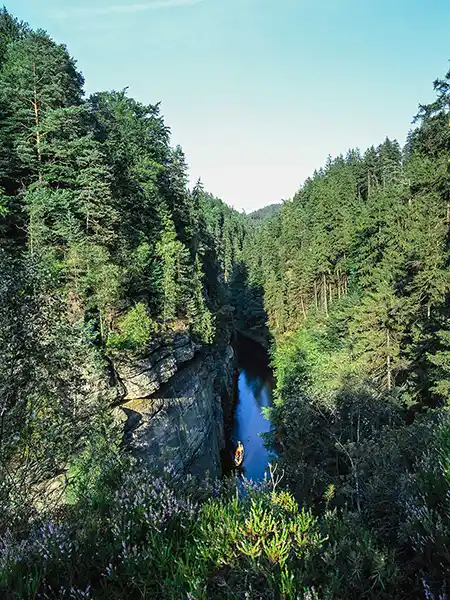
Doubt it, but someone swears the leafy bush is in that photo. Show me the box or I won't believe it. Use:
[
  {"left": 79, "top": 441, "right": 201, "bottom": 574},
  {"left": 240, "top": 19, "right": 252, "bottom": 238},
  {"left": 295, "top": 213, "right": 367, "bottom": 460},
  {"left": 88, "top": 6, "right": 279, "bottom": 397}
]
[
  {"left": 400, "top": 415, "right": 450, "bottom": 598},
  {"left": 107, "top": 303, "right": 156, "bottom": 354},
  {"left": 269, "top": 309, "right": 450, "bottom": 599}
]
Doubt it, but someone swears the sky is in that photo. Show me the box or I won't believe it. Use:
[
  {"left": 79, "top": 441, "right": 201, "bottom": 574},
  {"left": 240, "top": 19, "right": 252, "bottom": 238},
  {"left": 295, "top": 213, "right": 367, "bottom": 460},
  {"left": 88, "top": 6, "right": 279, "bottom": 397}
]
[{"left": 8, "top": 0, "right": 450, "bottom": 212}]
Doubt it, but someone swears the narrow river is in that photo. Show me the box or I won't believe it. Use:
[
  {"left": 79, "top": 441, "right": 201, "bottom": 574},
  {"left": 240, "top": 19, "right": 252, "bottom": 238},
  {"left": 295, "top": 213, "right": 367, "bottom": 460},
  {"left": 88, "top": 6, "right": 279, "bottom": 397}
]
[{"left": 222, "top": 334, "right": 276, "bottom": 481}]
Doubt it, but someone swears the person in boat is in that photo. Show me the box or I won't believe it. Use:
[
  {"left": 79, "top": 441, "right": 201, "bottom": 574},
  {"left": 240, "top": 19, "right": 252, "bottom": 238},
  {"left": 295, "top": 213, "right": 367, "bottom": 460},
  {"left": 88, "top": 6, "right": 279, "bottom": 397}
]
[{"left": 234, "top": 440, "right": 244, "bottom": 467}]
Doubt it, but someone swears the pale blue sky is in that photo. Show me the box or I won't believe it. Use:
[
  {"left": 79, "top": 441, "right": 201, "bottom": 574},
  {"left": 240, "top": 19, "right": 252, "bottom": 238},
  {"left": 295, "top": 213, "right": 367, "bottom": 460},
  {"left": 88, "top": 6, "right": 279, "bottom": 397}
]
[{"left": 8, "top": 0, "right": 450, "bottom": 211}]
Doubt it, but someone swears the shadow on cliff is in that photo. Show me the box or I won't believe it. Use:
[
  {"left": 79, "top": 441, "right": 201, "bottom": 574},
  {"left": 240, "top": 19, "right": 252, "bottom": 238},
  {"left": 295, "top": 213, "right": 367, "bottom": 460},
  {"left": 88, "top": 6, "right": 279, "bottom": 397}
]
[{"left": 228, "top": 261, "right": 267, "bottom": 341}]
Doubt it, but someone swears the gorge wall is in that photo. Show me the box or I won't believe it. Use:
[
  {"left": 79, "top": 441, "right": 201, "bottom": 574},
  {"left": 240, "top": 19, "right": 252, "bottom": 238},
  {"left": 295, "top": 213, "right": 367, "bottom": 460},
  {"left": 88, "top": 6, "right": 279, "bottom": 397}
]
[{"left": 113, "top": 332, "right": 236, "bottom": 479}]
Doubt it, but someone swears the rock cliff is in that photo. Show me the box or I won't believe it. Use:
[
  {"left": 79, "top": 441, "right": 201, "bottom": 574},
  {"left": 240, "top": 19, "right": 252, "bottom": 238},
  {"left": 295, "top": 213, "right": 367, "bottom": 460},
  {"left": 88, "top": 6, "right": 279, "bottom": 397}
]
[
  {"left": 114, "top": 332, "right": 200, "bottom": 400},
  {"left": 113, "top": 333, "right": 235, "bottom": 479}
]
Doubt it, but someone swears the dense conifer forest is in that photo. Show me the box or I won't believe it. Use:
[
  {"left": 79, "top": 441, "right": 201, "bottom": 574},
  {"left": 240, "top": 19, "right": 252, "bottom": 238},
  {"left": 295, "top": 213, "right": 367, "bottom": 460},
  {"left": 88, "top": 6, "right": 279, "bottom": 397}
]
[
  {"left": 0, "top": 7, "right": 246, "bottom": 514},
  {"left": 0, "top": 7, "right": 449, "bottom": 600},
  {"left": 241, "top": 73, "right": 450, "bottom": 599}
]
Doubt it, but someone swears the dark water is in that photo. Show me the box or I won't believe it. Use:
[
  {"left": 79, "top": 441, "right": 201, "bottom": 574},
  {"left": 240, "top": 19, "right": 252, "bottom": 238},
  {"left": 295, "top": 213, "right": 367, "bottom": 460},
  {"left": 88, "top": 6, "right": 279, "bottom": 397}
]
[{"left": 222, "top": 334, "right": 276, "bottom": 481}]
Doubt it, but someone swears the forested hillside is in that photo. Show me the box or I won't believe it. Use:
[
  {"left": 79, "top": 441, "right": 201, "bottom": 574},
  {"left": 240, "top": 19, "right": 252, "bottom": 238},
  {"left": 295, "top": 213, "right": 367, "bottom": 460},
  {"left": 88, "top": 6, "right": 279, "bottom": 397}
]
[
  {"left": 242, "top": 68, "right": 450, "bottom": 598},
  {"left": 0, "top": 7, "right": 246, "bottom": 535},
  {"left": 248, "top": 203, "right": 283, "bottom": 222}
]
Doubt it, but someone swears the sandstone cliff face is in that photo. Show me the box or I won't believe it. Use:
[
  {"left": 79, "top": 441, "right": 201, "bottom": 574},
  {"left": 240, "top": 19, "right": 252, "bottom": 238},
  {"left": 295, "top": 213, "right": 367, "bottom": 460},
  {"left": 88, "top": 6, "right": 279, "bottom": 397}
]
[
  {"left": 114, "top": 332, "right": 200, "bottom": 400},
  {"left": 113, "top": 335, "right": 235, "bottom": 479}
]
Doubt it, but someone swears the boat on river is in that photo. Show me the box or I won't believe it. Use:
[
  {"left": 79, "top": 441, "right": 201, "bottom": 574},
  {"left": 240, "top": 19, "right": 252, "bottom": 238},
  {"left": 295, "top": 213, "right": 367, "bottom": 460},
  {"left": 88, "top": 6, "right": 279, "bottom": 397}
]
[{"left": 234, "top": 441, "right": 244, "bottom": 467}]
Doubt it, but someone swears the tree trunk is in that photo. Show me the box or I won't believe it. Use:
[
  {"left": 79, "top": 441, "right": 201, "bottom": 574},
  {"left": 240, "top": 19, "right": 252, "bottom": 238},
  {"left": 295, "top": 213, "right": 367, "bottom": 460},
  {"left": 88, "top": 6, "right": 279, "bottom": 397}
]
[
  {"left": 33, "top": 62, "right": 42, "bottom": 182},
  {"left": 386, "top": 329, "right": 392, "bottom": 391},
  {"left": 357, "top": 409, "right": 360, "bottom": 444},
  {"left": 99, "top": 309, "right": 104, "bottom": 342},
  {"left": 300, "top": 295, "right": 307, "bottom": 319},
  {"left": 323, "top": 273, "right": 328, "bottom": 316}
]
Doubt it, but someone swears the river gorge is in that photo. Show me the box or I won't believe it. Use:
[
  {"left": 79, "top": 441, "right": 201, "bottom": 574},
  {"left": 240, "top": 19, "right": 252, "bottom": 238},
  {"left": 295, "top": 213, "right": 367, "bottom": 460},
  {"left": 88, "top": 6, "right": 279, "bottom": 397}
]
[{"left": 222, "top": 334, "right": 275, "bottom": 481}]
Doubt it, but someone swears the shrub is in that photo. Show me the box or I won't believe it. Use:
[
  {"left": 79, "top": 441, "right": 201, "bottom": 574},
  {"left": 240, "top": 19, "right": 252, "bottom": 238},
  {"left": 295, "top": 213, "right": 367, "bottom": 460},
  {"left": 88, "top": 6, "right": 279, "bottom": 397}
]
[
  {"left": 107, "top": 303, "right": 155, "bottom": 354},
  {"left": 0, "top": 466, "right": 402, "bottom": 600}
]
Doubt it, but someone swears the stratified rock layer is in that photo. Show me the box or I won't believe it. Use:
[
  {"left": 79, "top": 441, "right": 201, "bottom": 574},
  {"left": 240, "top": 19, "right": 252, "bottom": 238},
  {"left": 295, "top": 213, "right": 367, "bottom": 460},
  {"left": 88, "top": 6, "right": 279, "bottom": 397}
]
[
  {"left": 114, "top": 332, "right": 200, "bottom": 400},
  {"left": 114, "top": 338, "right": 235, "bottom": 479}
]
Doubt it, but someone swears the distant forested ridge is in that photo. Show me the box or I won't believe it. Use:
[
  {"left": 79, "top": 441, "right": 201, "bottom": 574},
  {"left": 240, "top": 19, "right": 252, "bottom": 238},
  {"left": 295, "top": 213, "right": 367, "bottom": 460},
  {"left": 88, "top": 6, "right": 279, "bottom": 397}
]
[{"left": 248, "top": 202, "right": 283, "bottom": 222}]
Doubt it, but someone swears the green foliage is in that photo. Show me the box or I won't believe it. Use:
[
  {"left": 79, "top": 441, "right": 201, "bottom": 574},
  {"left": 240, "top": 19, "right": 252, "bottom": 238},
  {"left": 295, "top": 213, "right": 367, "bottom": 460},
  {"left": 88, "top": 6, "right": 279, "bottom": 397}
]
[
  {"left": 187, "top": 256, "right": 216, "bottom": 343},
  {"left": 248, "top": 203, "right": 283, "bottom": 222},
  {"left": 427, "top": 325, "right": 450, "bottom": 399},
  {"left": 65, "top": 419, "right": 122, "bottom": 507},
  {"left": 0, "top": 7, "right": 249, "bottom": 566},
  {"left": 270, "top": 314, "right": 450, "bottom": 594},
  {"left": 1, "top": 8, "right": 450, "bottom": 600},
  {"left": 107, "top": 302, "right": 155, "bottom": 354},
  {"left": 156, "top": 216, "right": 184, "bottom": 321},
  {"left": 0, "top": 186, "right": 7, "bottom": 216},
  {"left": 0, "top": 10, "right": 248, "bottom": 352},
  {"left": 228, "top": 261, "right": 267, "bottom": 333},
  {"left": 241, "top": 73, "right": 450, "bottom": 600},
  {"left": 0, "top": 253, "right": 111, "bottom": 530},
  {"left": 245, "top": 111, "right": 450, "bottom": 403},
  {"left": 0, "top": 467, "right": 401, "bottom": 599},
  {"left": 400, "top": 415, "right": 450, "bottom": 596}
]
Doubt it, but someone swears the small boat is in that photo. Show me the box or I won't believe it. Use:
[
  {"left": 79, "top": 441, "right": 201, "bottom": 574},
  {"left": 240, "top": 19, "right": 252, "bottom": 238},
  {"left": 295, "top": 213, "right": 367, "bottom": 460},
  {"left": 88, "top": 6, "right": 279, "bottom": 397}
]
[{"left": 234, "top": 441, "right": 244, "bottom": 467}]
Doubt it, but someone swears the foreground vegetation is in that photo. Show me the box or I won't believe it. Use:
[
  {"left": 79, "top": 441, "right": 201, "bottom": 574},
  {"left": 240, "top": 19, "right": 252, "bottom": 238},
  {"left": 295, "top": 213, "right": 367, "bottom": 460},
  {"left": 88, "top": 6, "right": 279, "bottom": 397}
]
[
  {"left": 1, "top": 424, "right": 447, "bottom": 599},
  {"left": 266, "top": 322, "right": 450, "bottom": 598},
  {"left": 1, "top": 456, "right": 404, "bottom": 600}
]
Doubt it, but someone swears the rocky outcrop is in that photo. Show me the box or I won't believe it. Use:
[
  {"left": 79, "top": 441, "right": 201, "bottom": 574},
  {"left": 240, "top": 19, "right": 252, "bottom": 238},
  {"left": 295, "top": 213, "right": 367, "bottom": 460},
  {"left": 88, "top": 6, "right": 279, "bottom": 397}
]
[
  {"left": 114, "top": 332, "right": 200, "bottom": 400},
  {"left": 113, "top": 337, "right": 236, "bottom": 479}
]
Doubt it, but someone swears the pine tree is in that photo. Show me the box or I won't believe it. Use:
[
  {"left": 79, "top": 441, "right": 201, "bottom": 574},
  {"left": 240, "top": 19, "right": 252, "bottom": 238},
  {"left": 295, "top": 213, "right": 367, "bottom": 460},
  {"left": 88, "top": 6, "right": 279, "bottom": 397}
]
[
  {"left": 427, "top": 322, "right": 450, "bottom": 399},
  {"left": 0, "top": 30, "right": 83, "bottom": 187},
  {"left": 156, "top": 216, "right": 183, "bottom": 322},
  {"left": 187, "top": 256, "right": 215, "bottom": 343}
]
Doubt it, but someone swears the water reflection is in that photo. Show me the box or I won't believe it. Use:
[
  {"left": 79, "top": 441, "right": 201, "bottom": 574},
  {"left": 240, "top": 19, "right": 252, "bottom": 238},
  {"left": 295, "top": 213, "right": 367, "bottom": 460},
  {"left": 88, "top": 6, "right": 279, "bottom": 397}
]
[{"left": 222, "top": 334, "right": 276, "bottom": 481}]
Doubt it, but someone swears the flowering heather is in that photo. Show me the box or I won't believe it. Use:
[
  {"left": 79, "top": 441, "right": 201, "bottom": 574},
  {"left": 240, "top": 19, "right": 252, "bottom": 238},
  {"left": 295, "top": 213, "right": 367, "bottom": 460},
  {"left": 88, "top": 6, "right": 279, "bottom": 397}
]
[
  {"left": 0, "top": 461, "right": 396, "bottom": 599},
  {"left": 1, "top": 419, "right": 448, "bottom": 600},
  {"left": 111, "top": 470, "right": 197, "bottom": 534}
]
